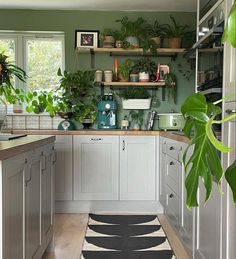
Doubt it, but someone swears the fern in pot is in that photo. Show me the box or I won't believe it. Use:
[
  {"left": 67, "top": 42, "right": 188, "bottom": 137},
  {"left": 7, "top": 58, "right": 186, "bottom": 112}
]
[
  {"left": 129, "top": 110, "right": 144, "bottom": 130},
  {"left": 118, "top": 59, "right": 132, "bottom": 82}
]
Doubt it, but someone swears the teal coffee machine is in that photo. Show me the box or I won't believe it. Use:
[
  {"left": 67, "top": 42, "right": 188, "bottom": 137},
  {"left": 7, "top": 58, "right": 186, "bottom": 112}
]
[{"left": 98, "top": 96, "right": 117, "bottom": 129}]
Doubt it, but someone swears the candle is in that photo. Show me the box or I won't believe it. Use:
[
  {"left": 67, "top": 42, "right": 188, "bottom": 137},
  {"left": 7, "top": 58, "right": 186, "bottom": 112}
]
[{"left": 114, "top": 59, "right": 118, "bottom": 81}]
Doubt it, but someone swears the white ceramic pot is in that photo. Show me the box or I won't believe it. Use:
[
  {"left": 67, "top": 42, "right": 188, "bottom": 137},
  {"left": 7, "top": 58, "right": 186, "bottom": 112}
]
[
  {"left": 125, "top": 36, "right": 139, "bottom": 48},
  {"left": 104, "top": 70, "right": 113, "bottom": 82},
  {"left": 139, "top": 72, "right": 149, "bottom": 82},
  {"left": 122, "top": 98, "right": 152, "bottom": 110}
]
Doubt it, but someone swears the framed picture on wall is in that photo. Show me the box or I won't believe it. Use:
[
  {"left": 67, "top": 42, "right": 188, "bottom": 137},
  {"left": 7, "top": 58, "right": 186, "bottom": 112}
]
[{"left": 75, "top": 30, "right": 99, "bottom": 49}]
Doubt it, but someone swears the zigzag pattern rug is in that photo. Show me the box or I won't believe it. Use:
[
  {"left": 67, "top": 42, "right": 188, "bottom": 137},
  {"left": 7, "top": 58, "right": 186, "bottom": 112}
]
[{"left": 81, "top": 214, "right": 176, "bottom": 259}]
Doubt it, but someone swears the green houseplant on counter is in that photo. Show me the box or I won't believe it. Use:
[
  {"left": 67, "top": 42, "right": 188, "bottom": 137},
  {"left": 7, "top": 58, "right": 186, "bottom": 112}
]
[
  {"left": 182, "top": 93, "right": 236, "bottom": 208},
  {"left": 129, "top": 110, "right": 144, "bottom": 130}
]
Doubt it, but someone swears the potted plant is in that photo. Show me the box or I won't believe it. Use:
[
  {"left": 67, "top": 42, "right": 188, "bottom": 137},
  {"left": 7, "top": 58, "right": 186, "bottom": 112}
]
[
  {"left": 118, "top": 59, "right": 132, "bottom": 82},
  {"left": 145, "top": 20, "right": 166, "bottom": 48},
  {"left": 129, "top": 110, "right": 144, "bottom": 130},
  {"left": 133, "top": 58, "right": 157, "bottom": 82},
  {"left": 74, "top": 103, "right": 97, "bottom": 129},
  {"left": 116, "top": 16, "right": 147, "bottom": 48},
  {"left": 118, "top": 87, "right": 151, "bottom": 109},
  {"left": 100, "top": 28, "right": 117, "bottom": 48},
  {"left": 163, "top": 16, "right": 190, "bottom": 48}
]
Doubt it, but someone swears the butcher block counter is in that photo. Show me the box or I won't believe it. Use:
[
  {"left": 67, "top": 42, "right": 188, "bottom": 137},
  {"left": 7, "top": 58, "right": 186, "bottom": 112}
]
[{"left": 10, "top": 129, "right": 190, "bottom": 144}]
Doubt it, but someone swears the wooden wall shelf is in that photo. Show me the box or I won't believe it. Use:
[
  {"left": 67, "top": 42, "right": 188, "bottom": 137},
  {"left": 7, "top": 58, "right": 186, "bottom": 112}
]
[
  {"left": 76, "top": 47, "right": 186, "bottom": 56},
  {"left": 102, "top": 81, "right": 165, "bottom": 87}
]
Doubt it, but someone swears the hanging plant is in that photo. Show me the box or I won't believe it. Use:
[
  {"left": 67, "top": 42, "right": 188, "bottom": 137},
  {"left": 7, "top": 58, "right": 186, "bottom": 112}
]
[{"left": 181, "top": 93, "right": 236, "bottom": 208}]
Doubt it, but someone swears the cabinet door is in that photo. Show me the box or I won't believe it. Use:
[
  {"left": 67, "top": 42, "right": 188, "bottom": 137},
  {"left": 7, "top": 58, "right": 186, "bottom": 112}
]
[
  {"left": 54, "top": 135, "right": 73, "bottom": 201},
  {"left": 159, "top": 137, "right": 167, "bottom": 206},
  {"left": 73, "top": 135, "right": 119, "bottom": 200},
  {"left": 195, "top": 182, "right": 221, "bottom": 259},
  {"left": 25, "top": 149, "right": 41, "bottom": 259},
  {"left": 120, "top": 136, "right": 156, "bottom": 200},
  {"left": 41, "top": 144, "right": 54, "bottom": 243},
  {"left": 2, "top": 153, "right": 26, "bottom": 259},
  {"left": 222, "top": 102, "right": 236, "bottom": 259}
]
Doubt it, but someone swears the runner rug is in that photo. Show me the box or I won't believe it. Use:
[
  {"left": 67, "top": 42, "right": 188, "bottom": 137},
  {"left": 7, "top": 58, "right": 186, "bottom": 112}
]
[{"left": 81, "top": 214, "right": 176, "bottom": 259}]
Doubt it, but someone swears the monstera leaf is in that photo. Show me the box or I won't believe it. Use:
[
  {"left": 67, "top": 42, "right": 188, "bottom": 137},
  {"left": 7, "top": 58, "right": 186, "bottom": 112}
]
[
  {"left": 181, "top": 93, "right": 236, "bottom": 208},
  {"left": 225, "top": 160, "right": 236, "bottom": 202},
  {"left": 222, "top": 0, "right": 236, "bottom": 47}
]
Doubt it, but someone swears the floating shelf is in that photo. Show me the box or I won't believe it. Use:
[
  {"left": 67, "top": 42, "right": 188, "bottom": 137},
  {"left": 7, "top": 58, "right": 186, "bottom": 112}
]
[
  {"left": 76, "top": 47, "right": 186, "bottom": 56},
  {"left": 102, "top": 81, "right": 166, "bottom": 87}
]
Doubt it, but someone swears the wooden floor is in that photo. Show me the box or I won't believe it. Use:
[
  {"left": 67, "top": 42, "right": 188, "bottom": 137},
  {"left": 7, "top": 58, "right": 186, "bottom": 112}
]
[{"left": 43, "top": 213, "right": 191, "bottom": 259}]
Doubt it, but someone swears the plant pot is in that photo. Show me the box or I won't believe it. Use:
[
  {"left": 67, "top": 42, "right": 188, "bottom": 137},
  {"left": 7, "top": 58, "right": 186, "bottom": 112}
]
[
  {"left": 103, "top": 36, "right": 115, "bottom": 48},
  {"left": 139, "top": 72, "right": 150, "bottom": 82},
  {"left": 150, "top": 37, "right": 161, "bottom": 47},
  {"left": 129, "top": 73, "right": 139, "bottom": 82},
  {"left": 125, "top": 36, "right": 139, "bottom": 48},
  {"left": 104, "top": 70, "right": 113, "bottom": 82},
  {"left": 122, "top": 98, "right": 152, "bottom": 110},
  {"left": 82, "top": 118, "right": 92, "bottom": 129},
  {"left": 0, "top": 98, "right": 7, "bottom": 132},
  {"left": 119, "top": 75, "right": 129, "bottom": 82},
  {"left": 133, "top": 123, "right": 141, "bottom": 131},
  {"left": 115, "top": 40, "right": 123, "bottom": 48},
  {"left": 168, "top": 37, "right": 182, "bottom": 48}
]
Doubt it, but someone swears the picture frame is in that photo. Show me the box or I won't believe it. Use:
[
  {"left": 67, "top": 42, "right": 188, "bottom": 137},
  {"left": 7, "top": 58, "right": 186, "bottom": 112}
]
[
  {"left": 159, "top": 64, "right": 170, "bottom": 81},
  {"left": 75, "top": 30, "right": 99, "bottom": 49}
]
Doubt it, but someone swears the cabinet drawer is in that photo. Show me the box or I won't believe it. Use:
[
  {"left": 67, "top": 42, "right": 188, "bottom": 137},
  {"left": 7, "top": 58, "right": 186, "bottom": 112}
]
[
  {"left": 166, "top": 185, "right": 181, "bottom": 226},
  {"left": 166, "top": 141, "right": 183, "bottom": 161},
  {"left": 166, "top": 156, "right": 182, "bottom": 197}
]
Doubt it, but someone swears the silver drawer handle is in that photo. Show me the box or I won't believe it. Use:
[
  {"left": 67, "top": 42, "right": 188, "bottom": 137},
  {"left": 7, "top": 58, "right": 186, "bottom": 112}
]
[
  {"left": 91, "top": 138, "right": 102, "bottom": 141},
  {"left": 226, "top": 109, "right": 236, "bottom": 114}
]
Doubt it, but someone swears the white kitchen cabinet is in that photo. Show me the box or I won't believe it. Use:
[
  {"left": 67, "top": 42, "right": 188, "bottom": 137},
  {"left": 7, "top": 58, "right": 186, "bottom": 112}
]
[
  {"left": 1, "top": 138, "right": 55, "bottom": 259},
  {"left": 73, "top": 135, "right": 119, "bottom": 200},
  {"left": 54, "top": 135, "right": 73, "bottom": 201},
  {"left": 41, "top": 143, "right": 54, "bottom": 245},
  {"left": 159, "top": 137, "right": 167, "bottom": 207},
  {"left": 2, "top": 153, "right": 26, "bottom": 259},
  {"left": 25, "top": 149, "right": 41, "bottom": 259},
  {"left": 120, "top": 136, "right": 156, "bottom": 200}
]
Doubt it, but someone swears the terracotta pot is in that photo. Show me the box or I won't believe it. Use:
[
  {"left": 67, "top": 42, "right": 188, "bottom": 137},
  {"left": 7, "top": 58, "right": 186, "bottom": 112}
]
[
  {"left": 119, "top": 75, "right": 129, "bottom": 82},
  {"left": 103, "top": 36, "right": 115, "bottom": 48},
  {"left": 168, "top": 37, "right": 182, "bottom": 48}
]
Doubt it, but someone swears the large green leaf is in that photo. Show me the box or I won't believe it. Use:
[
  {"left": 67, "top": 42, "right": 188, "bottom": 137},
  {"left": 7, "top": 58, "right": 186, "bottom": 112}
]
[
  {"left": 181, "top": 93, "right": 208, "bottom": 115},
  {"left": 222, "top": 0, "right": 236, "bottom": 47},
  {"left": 184, "top": 121, "right": 223, "bottom": 208},
  {"left": 225, "top": 160, "right": 236, "bottom": 202}
]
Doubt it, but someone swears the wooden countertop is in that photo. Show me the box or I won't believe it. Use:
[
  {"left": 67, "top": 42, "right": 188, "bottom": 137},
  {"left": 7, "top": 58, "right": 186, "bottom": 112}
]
[
  {"left": 10, "top": 129, "right": 190, "bottom": 144},
  {"left": 0, "top": 135, "right": 55, "bottom": 160}
]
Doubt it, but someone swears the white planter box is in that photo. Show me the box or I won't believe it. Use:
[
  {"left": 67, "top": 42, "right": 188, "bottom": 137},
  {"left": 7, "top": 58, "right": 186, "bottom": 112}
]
[{"left": 122, "top": 98, "right": 152, "bottom": 110}]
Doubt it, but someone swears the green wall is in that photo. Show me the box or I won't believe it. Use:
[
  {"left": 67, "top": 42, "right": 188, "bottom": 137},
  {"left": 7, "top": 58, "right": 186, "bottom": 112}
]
[{"left": 0, "top": 9, "right": 196, "bottom": 129}]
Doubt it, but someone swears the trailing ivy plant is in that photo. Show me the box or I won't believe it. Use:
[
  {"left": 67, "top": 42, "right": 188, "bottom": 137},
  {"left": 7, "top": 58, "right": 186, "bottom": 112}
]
[{"left": 181, "top": 93, "right": 236, "bottom": 208}]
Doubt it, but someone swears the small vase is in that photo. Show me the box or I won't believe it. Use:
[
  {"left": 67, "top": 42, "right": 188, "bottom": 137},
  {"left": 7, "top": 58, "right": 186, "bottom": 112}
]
[
  {"left": 82, "top": 118, "right": 92, "bottom": 129},
  {"left": 129, "top": 73, "right": 139, "bottom": 82},
  {"left": 0, "top": 98, "right": 7, "bottom": 132}
]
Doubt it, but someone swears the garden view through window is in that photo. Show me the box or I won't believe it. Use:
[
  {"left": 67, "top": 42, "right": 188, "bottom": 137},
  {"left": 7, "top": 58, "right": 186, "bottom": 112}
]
[{"left": 0, "top": 32, "right": 65, "bottom": 93}]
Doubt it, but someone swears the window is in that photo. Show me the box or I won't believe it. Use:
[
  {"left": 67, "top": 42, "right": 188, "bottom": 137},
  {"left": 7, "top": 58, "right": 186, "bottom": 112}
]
[{"left": 0, "top": 31, "right": 65, "bottom": 92}]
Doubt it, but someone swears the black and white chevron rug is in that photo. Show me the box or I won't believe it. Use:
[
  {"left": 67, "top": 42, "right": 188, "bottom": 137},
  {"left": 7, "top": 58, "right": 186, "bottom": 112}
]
[{"left": 81, "top": 214, "right": 176, "bottom": 259}]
